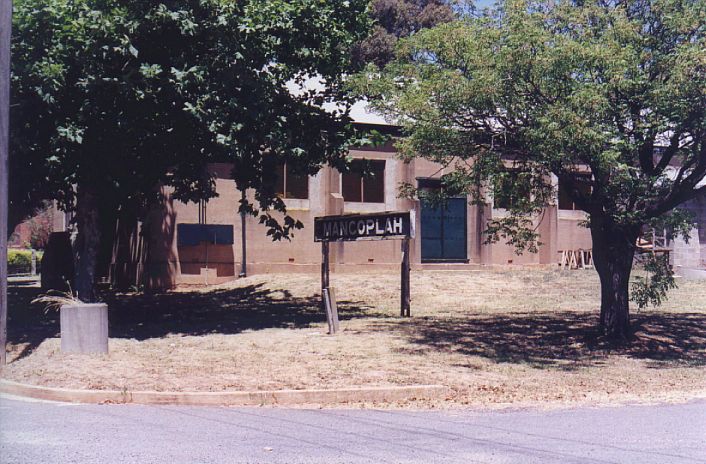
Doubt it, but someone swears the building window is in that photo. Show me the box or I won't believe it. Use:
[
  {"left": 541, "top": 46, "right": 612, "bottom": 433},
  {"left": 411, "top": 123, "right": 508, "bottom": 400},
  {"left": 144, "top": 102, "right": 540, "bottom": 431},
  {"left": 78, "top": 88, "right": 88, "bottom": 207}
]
[
  {"left": 417, "top": 177, "right": 442, "bottom": 192},
  {"left": 275, "top": 162, "right": 309, "bottom": 199},
  {"left": 558, "top": 175, "right": 591, "bottom": 210},
  {"left": 493, "top": 171, "right": 531, "bottom": 209},
  {"left": 342, "top": 159, "right": 385, "bottom": 203}
]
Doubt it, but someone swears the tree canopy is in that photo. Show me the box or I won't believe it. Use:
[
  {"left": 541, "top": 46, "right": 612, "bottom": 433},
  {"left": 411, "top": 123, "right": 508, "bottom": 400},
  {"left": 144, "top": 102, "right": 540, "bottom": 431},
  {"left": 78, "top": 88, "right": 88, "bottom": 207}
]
[
  {"left": 352, "top": 0, "right": 456, "bottom": 68},
  {"left": 11, "top": 0, "right": 370, "bottom": 299},
  {"left": 356, "top": 0, "right": 706, "bottom": 338}
]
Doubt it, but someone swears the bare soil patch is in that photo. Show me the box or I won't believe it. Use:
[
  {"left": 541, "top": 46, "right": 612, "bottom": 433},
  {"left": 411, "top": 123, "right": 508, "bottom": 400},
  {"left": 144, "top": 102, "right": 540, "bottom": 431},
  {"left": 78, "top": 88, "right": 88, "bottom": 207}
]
[{"left": 2, "top": 269, "right": 705, "bottom": 408}]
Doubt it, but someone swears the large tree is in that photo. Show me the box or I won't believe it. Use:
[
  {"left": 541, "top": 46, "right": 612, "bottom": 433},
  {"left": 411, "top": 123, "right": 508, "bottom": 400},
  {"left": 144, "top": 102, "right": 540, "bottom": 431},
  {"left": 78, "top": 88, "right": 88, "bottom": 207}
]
[
  {"left": 11, "top": 0, "right": 369, "bottom": 300},
  {"left": 356, "top": 0, "right": 706, "bottom": 338},
  {"left": 352, "top": 0, "right": 456, "bottom": 68}
]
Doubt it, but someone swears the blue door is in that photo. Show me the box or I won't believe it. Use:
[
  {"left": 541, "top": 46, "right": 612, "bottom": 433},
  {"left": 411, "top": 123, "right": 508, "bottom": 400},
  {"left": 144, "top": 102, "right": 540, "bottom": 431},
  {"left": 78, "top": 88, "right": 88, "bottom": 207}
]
[{"left": 420, "top": 198, "right": 467, "bottom": 261}]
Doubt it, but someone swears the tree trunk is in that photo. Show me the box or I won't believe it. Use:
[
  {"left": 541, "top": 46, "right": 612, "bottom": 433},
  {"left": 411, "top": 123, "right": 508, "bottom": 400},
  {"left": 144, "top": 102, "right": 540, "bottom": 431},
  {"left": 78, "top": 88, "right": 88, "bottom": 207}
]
[
  {"left": 74, "top": 187, "right": 100, "bottom": 302},
  {"left": 590, "top": 218, "right": 640, "bottom": 340},
  {"left": 110, "top": 206, "right": 139, "bottom": 292}
]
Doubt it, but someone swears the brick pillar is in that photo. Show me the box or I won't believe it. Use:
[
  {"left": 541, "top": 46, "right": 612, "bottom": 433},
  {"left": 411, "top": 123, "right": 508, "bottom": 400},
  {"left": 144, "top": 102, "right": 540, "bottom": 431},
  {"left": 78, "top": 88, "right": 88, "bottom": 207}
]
[
  {"left": 538, "top": 204, "right": 559, "bottom": 265},
  {"left": 478, "top": 196, "right": 493, "bottom": 265}
]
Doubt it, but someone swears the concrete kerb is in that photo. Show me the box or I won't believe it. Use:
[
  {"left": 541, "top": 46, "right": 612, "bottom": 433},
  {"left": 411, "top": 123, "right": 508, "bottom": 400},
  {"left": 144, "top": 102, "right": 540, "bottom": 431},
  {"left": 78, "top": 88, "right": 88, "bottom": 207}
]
[{"left": 0, "top": 380, "right": 450, "bottom": 406}]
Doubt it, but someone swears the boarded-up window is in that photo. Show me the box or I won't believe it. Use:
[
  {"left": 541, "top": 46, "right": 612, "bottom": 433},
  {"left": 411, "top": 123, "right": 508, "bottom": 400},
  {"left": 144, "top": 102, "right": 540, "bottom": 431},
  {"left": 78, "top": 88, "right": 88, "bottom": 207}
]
[
  {"left": 342, "top": 159, "right": 385, "bottom": 203},
  {"left": 558, "top": 175, "right": 591, "bottom": 210},
  {"left": 275, "top": 162, "right": 309, "bottom": 199}
]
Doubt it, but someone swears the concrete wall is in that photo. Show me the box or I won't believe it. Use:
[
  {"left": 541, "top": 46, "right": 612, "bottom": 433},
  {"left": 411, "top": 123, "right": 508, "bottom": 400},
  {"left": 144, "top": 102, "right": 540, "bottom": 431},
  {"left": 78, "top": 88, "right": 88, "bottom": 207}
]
[
  {"left": 674, "top": 191, "right": 706, "bottom": 270},
  {"left": 672, "top": 226, "right": 702, "bottom": 270}
]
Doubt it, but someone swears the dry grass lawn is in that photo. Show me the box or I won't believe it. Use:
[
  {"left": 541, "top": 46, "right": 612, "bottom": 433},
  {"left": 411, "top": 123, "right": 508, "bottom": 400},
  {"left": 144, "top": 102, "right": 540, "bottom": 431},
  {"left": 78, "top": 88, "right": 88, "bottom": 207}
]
[{"left": 2, "top": 268, "right": 705, "bottom": 409}]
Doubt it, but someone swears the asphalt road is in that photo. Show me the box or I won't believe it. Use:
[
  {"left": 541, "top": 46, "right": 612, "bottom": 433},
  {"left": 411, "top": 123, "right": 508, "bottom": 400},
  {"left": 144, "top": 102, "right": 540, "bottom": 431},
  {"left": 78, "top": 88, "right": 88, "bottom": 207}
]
[{"left": 1, "top": 396, "right": 705, "bottom": 464}]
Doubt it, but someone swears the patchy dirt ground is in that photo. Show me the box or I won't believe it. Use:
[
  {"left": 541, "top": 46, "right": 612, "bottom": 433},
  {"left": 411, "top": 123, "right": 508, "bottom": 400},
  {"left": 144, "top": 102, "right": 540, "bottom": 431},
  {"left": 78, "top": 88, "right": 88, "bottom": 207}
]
[{"left": 2, "top": 269, "right": 705, "bottom": 409}]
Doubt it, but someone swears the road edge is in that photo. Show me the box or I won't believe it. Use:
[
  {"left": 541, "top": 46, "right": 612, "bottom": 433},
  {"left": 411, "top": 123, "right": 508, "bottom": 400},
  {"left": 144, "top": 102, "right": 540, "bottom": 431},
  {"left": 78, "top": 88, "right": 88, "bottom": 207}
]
[{"left": 0, "top": 379, "right": 450, "bottom": 406}]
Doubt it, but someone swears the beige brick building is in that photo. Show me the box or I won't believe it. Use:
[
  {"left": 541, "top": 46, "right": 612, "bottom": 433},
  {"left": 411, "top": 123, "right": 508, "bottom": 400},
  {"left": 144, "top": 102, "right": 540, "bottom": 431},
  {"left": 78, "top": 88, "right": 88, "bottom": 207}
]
[
  {"left": 98, "top": 105, "right": 704, "bottom": 289},
  {"left": 126, "top": 130, "right": 601, "bottom": 289}
]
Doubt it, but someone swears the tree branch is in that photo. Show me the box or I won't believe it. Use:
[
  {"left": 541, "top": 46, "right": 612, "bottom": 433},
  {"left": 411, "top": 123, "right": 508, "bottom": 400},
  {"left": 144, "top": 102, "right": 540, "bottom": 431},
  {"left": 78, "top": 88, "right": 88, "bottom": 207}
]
[{"left": 653, "top": 130, "right": 682, "bottom": 174}]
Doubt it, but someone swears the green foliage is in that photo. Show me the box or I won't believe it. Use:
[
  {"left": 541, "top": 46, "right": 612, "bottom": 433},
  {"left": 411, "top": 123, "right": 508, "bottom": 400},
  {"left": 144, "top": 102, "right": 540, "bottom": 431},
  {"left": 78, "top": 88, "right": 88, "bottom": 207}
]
[
  {"left": 353, "top": 0, "right": 705, "bottom": 327},
  {"left": 352, "top": 0, "right": 456, "bottom": 68},
  {"left": 355, "top": 0, "right": 706, "bottom": 257},
  {"left": 647, "top": 209, "right": 695, "bottom": 243},
  {"left": 7, "top": 249, "right": 43, "bottom": 275},
  {"left": 630, "top": 254, "right": 677, "bottom": 309},
  {"left": 11, "top": 0, "right": 371, "bottom": 239}
]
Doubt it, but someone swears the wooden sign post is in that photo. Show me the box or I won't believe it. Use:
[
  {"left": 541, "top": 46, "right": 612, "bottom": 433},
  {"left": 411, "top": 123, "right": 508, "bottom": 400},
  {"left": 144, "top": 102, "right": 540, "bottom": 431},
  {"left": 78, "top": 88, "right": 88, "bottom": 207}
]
[
  {"left": 401, "top": 238, "right": 410, "bottom": 317},
  {"left": 315, "top": 211, "right": 415, "bottom": 332},
  {"left": 323, "top": 287, "right": 340, "bottom": 334},
  {"left": 321, "top": 240, "right": 329, "bottom": 313}
]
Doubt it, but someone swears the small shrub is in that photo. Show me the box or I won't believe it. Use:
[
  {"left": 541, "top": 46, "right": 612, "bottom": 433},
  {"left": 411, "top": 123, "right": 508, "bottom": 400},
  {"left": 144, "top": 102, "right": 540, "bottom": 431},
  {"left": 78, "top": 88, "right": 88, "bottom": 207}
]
[{"left": 7, "top": 249, "right": 43, "bottom": 275}]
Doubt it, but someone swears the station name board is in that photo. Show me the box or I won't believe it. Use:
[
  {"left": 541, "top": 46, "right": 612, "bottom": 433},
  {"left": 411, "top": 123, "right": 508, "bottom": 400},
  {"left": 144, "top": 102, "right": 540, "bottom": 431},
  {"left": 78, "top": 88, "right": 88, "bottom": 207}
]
[{"left": 314, "top": 211, "right": 415, "bottom": 242}]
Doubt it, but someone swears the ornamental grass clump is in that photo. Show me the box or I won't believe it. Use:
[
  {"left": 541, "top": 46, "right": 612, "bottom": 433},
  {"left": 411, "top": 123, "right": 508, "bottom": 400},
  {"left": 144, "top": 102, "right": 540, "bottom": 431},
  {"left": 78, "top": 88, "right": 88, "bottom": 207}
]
[{"left": 32, "top": 290, "right": 84, "bottom": 314}]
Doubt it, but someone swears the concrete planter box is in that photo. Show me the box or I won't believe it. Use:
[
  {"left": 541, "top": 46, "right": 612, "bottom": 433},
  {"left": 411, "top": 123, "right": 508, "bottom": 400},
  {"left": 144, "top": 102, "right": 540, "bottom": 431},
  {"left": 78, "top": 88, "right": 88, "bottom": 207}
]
[{"left": 60, "top": 303, "right": 109, "bottom": 354}]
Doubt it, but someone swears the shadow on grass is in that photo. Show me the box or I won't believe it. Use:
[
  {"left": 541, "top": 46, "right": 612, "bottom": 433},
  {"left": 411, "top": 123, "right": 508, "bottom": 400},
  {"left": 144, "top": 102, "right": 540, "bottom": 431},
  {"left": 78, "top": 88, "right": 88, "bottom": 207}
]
[
  {"left": 104, "top": 283, "right": 373, "bottom": 340},
  {"left": 8, "top": 280, "right": 704, "bottom": 369},
  {"left": 8, "top": 282, "right": 372, "bottom": 345},
  {"left": 6, "top": 281, "right": 59, "bottom": 362},
  {"left": 378, "top": 311, "right": 706, "bottom": 370},
  {"left": 6, "top": 280, "right": 374, "bottom": 358}
]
